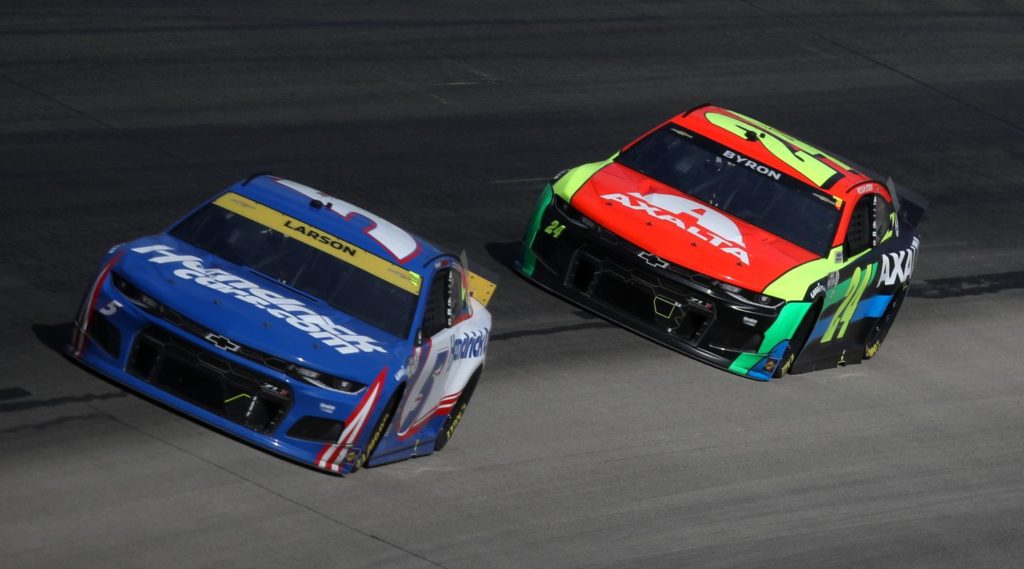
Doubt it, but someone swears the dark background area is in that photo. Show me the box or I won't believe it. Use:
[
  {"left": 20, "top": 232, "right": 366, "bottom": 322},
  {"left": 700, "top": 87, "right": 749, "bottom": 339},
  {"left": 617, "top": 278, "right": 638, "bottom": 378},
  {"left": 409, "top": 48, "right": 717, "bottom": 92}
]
[{"left": 2, "top": 2, "right": 1023, "bottom": 568}]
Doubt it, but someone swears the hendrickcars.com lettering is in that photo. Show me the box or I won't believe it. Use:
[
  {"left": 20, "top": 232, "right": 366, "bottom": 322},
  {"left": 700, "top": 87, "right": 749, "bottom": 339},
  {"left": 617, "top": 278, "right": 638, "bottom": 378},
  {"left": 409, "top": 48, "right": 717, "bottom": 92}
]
[{"left": 133, "top": 245, "right": 385, "bottom": 355}]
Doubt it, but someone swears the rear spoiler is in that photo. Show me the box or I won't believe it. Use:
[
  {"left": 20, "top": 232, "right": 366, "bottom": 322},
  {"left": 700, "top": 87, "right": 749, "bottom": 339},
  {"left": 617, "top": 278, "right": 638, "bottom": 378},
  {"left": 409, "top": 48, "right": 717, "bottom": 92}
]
[
  {"left": 886, "top": 177, "right": 929, "bottom": 229},
  {"left": 460, "top": 250, "right": 498, "bottom": 307}
]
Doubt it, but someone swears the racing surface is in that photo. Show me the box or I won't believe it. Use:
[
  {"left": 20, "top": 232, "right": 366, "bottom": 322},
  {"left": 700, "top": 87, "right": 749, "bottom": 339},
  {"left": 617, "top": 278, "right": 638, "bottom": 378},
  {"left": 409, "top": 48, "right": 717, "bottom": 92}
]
[{"left": 2, "top": 2, "right": 1023, "bottom": 567}]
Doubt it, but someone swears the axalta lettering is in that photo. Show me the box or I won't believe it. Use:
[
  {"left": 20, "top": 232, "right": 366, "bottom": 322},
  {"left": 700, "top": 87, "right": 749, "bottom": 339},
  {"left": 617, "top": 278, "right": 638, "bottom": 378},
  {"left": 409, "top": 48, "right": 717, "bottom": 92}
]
[
  {"left": 132, "top": 245, "right": 385, "bottom": 355},
  {"left": 451, "top": 329, "right": 488, "bottom": 361},
  {"left": 878, "top": 237, "right": 919, "bottom": 286},
  {"left": 600, "top": 192, "right": 750, "bottom": 264},
  {"left": 283, "top": 219, "right": 358, "bottom": 256},
  {"left": 721, "top": 150, "right": 782, "bottom": 180}
]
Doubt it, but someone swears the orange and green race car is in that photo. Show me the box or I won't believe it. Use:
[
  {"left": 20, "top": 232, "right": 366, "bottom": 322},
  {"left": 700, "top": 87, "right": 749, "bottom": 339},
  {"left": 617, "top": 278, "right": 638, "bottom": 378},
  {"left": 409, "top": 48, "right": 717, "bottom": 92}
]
[{"left": 516, "top": 104, "right": 927, "bottom": 380}]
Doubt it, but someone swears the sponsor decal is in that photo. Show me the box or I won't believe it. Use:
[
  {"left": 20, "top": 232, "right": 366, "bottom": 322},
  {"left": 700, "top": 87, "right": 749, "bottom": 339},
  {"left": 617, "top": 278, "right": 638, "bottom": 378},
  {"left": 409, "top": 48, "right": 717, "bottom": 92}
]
[
  {"left": 827, "top": 271, "right": 840, "bottom": 289},
  {"left": 451, "top": 329, "right": 488, "bottom": 361},
  {"left": 855, "top": 182, "right": 883, "bottom": 195},
  {"left": 808, "top": 282, "right": 827, "bottom": 300},
  {"left": 214, "top": 192, "right": 420, "bottom": 294},
  {"left": 878, "top": 237, "right": 919, "bottom": 286},
  {"left": 282, "top": 219, "right": 358, "bottom": 256},
  {"left": 601, "top": 191, "right": 750, "bottom": 264},
  {"left": 133, "top": 245, "right": 385, "bottom": 355},
  {"left": 319, "top": 402, "right": 336, "bottom": 414},
  {"left": 721, "top": 150, "right": 782, "bottom": 180}
]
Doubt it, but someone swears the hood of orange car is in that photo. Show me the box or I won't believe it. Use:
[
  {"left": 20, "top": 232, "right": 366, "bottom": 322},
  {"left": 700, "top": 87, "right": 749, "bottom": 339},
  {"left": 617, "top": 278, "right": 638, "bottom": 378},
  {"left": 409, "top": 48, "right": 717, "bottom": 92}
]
[{"left": 570, "top": 162, "right": 819, "bottom": 292}]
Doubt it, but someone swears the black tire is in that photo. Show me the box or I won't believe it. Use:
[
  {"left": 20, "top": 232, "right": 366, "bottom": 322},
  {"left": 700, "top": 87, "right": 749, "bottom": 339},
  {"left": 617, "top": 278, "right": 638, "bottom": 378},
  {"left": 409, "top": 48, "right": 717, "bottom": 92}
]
[
  {"left": 434, "top": 368, "right": 482, "bottom": 452},
  {"left": 864, "top": 282, "right": 910, "bottom": 360},
  {"left": 352, "top": 388, "right": 402, "bottom": 472},
  {"left": 773, "top": 301, "right": 821, "bottom": 379}
]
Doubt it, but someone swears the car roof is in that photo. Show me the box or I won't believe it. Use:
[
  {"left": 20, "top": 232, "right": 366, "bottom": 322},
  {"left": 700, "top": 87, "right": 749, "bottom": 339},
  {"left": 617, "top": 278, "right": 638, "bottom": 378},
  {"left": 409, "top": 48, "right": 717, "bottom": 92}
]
[
  {"left": 226, "top": 175, "right": 445, "bottom": 271},
  {"left": 672, "top": 105, "right": 883, "bottom": 200}
]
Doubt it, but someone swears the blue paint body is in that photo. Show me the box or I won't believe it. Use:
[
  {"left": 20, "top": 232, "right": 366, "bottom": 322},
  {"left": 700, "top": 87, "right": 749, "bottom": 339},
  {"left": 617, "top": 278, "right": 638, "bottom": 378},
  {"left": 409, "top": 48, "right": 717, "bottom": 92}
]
[{"left": 70, "top": 176, "right": 477, "bottom": 475}]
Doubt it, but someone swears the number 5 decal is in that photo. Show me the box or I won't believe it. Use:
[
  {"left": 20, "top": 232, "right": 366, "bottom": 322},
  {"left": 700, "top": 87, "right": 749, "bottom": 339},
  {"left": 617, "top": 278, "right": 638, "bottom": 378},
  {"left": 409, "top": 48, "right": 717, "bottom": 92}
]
[
  {"left": 275, "top": 179, "right": 420, "bottom": 262},
  {"left": 705, "top": 111, "right": 853, "bottom": 190},
  {"left": 98, "top": 300, "right": 123, "bottom": 316}
]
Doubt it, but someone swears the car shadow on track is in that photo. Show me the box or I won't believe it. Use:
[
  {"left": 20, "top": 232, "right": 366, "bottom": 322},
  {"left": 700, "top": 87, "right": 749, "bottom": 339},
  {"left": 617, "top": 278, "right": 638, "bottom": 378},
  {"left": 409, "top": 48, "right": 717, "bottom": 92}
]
[
  {"left": 911, "top": 270, "right": 1024, "bottom": 298},
  {"left": 32, "top": 322, "right": 74, "bottom": 355},
  {"left": 483, "top": 240, "right": 521, "bottom": 273},
  {"left": 27, "top": 323, "right": 354, "bottom": 477}
]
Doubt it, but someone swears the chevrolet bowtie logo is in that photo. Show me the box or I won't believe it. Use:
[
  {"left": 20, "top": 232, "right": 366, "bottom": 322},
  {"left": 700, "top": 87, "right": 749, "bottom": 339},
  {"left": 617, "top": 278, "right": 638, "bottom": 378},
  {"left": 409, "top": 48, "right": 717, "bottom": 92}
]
[
  {"left": 637, "top": 251, "right": 669, "bottom": 269},
  {"left": 204, "top": 332, "right": 241, "bottom": 352}
]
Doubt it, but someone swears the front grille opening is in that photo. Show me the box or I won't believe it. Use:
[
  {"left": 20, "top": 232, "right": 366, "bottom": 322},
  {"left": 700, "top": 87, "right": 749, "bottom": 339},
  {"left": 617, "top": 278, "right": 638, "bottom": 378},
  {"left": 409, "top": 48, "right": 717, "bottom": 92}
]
[
  {"left": 127, "top": 328, "right": 290, "bottom": 434},
  {"left": 288, "top": 416, "right": 345, "bottom": 443},
  {"left": 593, "top": 274, "right": 652, "bottom": 321},
  {"left": 156, "top": 356, "right": 223, "bottom": 409},
  {"left": 570, "top": 256, "right": 598, "bottom": 292},
  {"left": 586, "top": 264, "right": 714, "bottom": 345},
  {"left": 673, "top": 312, "right": 705, "bottom": 341},
  {"left": 88, "top": 313, "right": 121, "bottom": 357},
  {"left": 132, "top": 335, "right": 160, "bottom": 374}
]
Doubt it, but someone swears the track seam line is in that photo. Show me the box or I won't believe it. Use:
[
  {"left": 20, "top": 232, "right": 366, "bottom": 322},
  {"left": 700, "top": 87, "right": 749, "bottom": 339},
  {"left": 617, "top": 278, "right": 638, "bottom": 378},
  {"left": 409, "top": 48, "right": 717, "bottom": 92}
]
[
  {"left": 740, "top": 1, "right": 1024, "bottom": 136},
  {"left": 85, "top": 401, "right": 451, "bottom": 569}
]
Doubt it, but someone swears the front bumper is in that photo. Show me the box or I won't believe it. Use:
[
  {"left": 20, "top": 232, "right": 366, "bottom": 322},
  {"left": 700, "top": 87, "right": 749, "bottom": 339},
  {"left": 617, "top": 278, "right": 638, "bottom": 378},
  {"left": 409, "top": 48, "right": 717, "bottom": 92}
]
[
  {"left": 69, "top": 267, "right": 382, "bottom": 474},
  {"left": 517, "top": 186, "right": 806, "bottom": 380}
]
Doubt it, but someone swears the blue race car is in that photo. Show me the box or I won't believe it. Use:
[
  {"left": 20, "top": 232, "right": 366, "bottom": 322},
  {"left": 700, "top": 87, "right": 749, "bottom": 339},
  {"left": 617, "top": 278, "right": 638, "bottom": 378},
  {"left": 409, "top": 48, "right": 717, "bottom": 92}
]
[{"left": 70, "top": 175, "right": 495, "bottom": 474}]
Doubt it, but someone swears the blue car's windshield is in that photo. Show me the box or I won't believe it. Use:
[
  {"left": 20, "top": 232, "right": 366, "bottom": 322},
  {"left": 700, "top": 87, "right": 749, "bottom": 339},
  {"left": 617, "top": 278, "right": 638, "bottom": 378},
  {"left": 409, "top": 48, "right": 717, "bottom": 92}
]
[
  {"left": 616, "top": 125, "right": 841, "bottom": 257},
  {"left": 171, "top": 200, "right": 418, "bottom": 338}
]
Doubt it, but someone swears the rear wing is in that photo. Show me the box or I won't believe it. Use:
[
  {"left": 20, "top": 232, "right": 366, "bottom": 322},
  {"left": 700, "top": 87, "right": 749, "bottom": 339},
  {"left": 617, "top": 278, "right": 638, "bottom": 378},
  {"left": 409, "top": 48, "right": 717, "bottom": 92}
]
[{"left": 886, "top": 177, "right": 929, "bottom": 229}]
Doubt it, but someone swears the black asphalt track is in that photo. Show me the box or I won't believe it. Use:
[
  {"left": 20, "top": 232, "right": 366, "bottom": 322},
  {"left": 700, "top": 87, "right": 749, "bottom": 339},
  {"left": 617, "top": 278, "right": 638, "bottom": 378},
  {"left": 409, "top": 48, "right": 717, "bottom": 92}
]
[{"left": 2, "top": 2, "right": 1024, "bottom": 567}]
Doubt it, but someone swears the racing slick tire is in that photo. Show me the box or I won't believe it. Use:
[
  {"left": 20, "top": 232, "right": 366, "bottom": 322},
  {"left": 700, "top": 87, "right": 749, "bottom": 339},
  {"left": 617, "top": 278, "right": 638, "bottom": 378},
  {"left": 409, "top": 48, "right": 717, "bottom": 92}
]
[
  {"left": 352, "top": 387, "right": 402, "bottom": 472},
  {"left": 773, "top": 301, "right": 821, "bottom": 379},
  {"left": 434, "top": 367, "right": 482, "bottom": 452},
  {"left": 864, "top": 282, "right": 910, "bottom": 360}
]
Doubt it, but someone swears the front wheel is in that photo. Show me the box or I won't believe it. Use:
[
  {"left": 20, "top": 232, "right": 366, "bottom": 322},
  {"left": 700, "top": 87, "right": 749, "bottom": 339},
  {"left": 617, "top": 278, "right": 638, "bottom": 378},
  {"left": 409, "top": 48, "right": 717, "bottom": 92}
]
[
  {"left": 772, "top": 301, "right": 821, "bottom": 379},
  {"left": 434, "top": 368, "right": 482, "bottom": 451},
  {"left": 352, "top": 390, "right": 401, "bottom": 472}
]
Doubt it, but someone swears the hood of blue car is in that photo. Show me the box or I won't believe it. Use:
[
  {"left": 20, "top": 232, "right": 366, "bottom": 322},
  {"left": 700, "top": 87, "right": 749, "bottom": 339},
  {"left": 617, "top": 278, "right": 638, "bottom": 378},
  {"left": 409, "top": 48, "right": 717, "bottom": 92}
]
[{"left": 115, "top": 235, "right": 405, "bottom": 383}]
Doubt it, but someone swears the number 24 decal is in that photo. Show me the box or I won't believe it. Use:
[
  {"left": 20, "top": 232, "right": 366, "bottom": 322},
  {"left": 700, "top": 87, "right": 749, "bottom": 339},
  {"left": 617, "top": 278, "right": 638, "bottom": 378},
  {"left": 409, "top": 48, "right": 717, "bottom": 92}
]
[{"left": 544, "top": 220, "right": 566, "bottom": 238}]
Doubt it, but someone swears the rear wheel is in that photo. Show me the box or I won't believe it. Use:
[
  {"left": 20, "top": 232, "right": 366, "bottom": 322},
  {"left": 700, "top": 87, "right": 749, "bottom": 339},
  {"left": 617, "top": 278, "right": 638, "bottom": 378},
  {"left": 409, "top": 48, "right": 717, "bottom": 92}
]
[
  {"left": 864, "top": 283, "right": 910, "bottom": 360},
  {"left": 434, "top": 368, "right": 482, "bottom": 451}
]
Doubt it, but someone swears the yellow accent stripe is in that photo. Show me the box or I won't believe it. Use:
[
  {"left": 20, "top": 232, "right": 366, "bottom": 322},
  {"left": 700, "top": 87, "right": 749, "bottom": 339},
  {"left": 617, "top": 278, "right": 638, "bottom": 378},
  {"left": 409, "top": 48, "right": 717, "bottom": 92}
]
[{"left": 213, "top": 193, "right": 421, "bottom": 294}]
